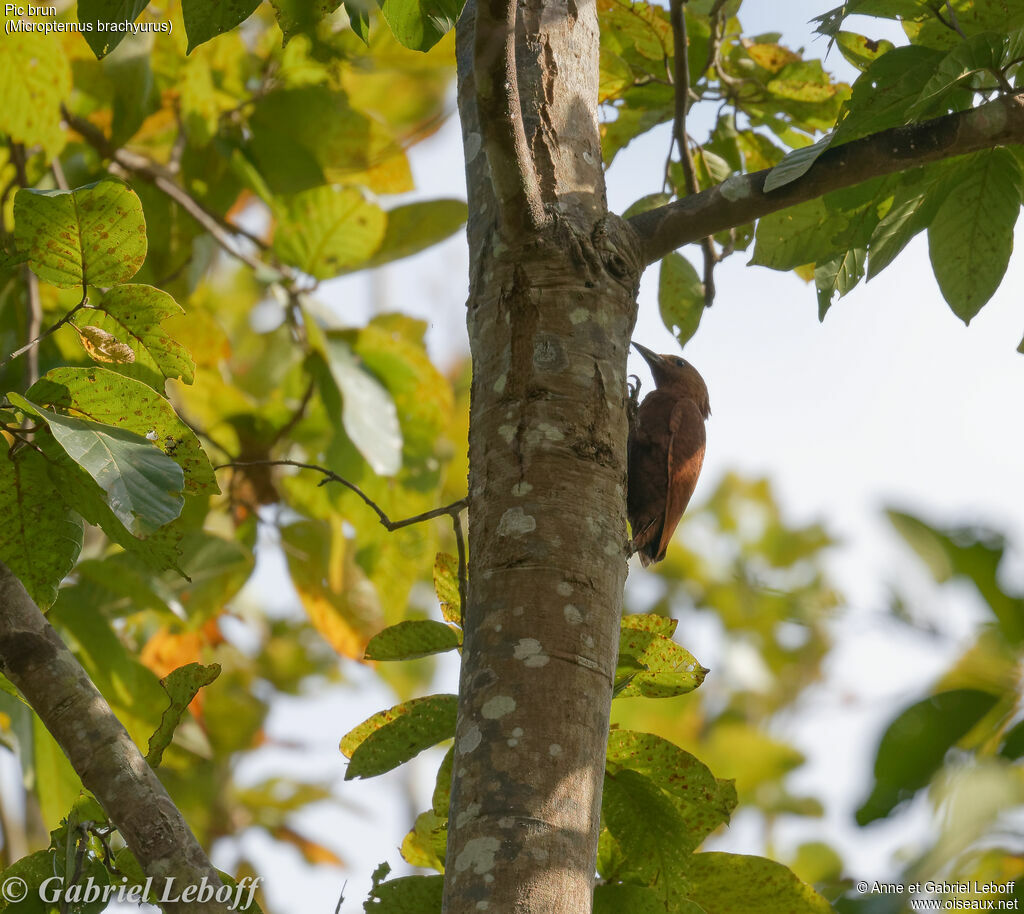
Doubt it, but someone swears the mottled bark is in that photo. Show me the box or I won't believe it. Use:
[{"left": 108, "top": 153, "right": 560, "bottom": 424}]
[
  {"left": 0, "top": 561, "right": 232, "bottom": 914},
  {"left": 443, "top": 1, "right": 642, "bottom": 912}
]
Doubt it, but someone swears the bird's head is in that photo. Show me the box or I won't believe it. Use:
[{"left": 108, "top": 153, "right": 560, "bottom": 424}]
[{"left": 632, "top": 342, "right": 711, "bottom": 419}]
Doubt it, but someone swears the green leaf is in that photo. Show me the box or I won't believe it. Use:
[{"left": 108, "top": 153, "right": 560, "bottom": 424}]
[
  {"left": 248, "top": 86, "right": 411, "bottom": 195},
  {"left": 834, "top": 45, "right": 945, "bottom": 145},
  {"left": 182, "top": 0, "right": 261, "bottom": 53},
  {"left": 762, "top": 134, "right": 832, "bottom": 193},
  {"left": 887, "top": 509, "right": 1024, "bottom": 643},
  {"left": 750, "top": 197, "right": 848, "bottom": 272},
  {"left": 593, "top": 884, "right": 672, "bottom": 914},
  {"left": 866, "top": 164, "right": 953, "bottom": 280},
  {"left": 9, "top": 393, "right": 184, "bottom": 537},
  {"left": 433, "top": 552, "right": 461, "bottom": 624},
  {"left": 26, "top": 368, "right": 217, "bottom": 495},
  {"left": 78, "top": 285, "right": 194, "bottom": 390},
  {"left": 78, "top": 0, "right": 152, "bottom": 57},
  {"left": 269, "top": 0, "right": 344, "bottom": 43},
  {"left": 857, "top": 688, "right": 999, "bottom": 825},
  {"left": 622, "top": 193, "right": 672, "bottom": 220},
  {"left": 340, "top": 694, "right": 457, "bottom": 779},
  {"left": 14, "top": 180, "right": 147, "bottom": 288},
  {"left": 621, "top": 612, "right": 677, "bottom": 637},
  {"left": 431, "top": 745, "right": 453, "bottom": 816},
  {"left": 606, "top": 730, "right": 736, "bottom": 853},
  {"left": 400, "top": 810, "right": 447, "bottom": 870},
  {"left": 835, "top": 31, "right": 894, "bottom": 71},
  {"left": 815, "top": 248, "right": 865, "bottom": 320},
  {"left": 273, "top": 186, "right": 387, "bottom": 279},
  {"left": 33, "top": 715, "right": 83, "bottom": 828},
  {"left": 0, "top": 32, "right": 71, "bottom": 156},
  {"left": 146, "top": 662, "right": 221, "bottom": 767},
  {"left": 0, "top": 448, "right": 83, "bottom": 609},
  {"left": 616, "top": 626, "right": 707, "bottom": 698},
  {"left": 379, "top": 0, "right": 464, "bottom": 51},
  {"left": 928, "top": 148, "right": 1021, "bottom": 323},
  {"left": 602, "top": 769, "right": 691, "bottom": 903},
  {"left": 365, "top": 200, "right": 468, "bottom": 269},
  {"left": 685, "top": 852, "right": 834, "bottom": 913},
  {"left": 658, "top": 253, "right": 705, "bottom": 346},
  {"left": 364, "top": 620, "right": 462, "bottom": 661},
  {"left": 321, "top": 336, "right": 403, "bottom": 476},
  {"left": 909, "top": 30, "right": 1024, "bottom": 120},
  {"left": 345, "top": 0, "right": 371, "bottom": 42},
  {"left": 0, "top": 850, "right": 54, "bottom": 914},
  {"left": 363, "top": 874, "right": 443, "bottom": 912}
]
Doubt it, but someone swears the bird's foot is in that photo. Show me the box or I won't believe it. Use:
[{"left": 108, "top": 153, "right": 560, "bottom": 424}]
[{"left": 627, "top": 373, "right": 642, "bottom": 404}]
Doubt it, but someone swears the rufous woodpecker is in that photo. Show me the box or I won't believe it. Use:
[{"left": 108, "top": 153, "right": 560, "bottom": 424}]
[{"left": 627, "top": 342, "right": 710, "bottom": 566}]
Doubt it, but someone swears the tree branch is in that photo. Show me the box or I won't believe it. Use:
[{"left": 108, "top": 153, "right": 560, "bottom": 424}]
[
  {"left": 473, "top": 0, "right": 546, "bottom": 236},
  {"left": 0, "top": 562, "right": 232, "bottom": 914},
  {"left": 669, "top": 0, "right": 717, "bottom": 306},
  {"left": 628, "top": 91, "right": 1024, "bottom": 268}
]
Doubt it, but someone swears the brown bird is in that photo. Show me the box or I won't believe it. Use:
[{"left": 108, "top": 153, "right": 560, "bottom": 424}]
[{"left": 627, "top": 342, "right": 710, "bottom": 566}]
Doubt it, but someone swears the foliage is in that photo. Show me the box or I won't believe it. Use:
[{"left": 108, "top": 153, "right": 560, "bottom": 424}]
[{"left": 599, "top": 0, "right": 1024, "bottom": 342}]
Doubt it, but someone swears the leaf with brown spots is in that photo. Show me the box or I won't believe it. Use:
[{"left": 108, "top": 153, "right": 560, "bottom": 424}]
[
  {"left": 340, "top": 694, "right": 457, "bottom": 779},
  {"left": 14, "top": 179, "right": 147, "bottom": 288},
  {"left": 83, "top": 285, "right": 195, "bottom": 391},
  {"left": 26, "top": 367, "right": 217, "bottom": 496}
]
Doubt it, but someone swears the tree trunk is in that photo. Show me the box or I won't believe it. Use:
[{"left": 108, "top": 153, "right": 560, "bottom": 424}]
[{"left": 443, "top": 2, "right": 643, "bottom": 910}]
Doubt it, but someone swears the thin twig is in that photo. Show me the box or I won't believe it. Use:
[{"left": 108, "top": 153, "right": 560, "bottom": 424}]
[
  {"left": 215, "top": 459, "right": 468, "bottom": 531},
  {"left": 216, "top": 459, "right": 470, "bottom": 620},
  {"left": 0, "top": 292, "right": 87, "bottom": 374},
  {"left": 669, "top": 0, "right": 717, "bottom": 306}
]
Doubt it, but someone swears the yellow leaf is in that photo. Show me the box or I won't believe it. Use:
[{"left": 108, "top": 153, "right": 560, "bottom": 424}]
[{"left": 745, "top": 42, "right": 800, "bottom": 74}]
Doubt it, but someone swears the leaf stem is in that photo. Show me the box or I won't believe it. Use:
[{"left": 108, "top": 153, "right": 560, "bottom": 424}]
[{"left": 0, "top": 293, "right": 88, "bottom": 375}]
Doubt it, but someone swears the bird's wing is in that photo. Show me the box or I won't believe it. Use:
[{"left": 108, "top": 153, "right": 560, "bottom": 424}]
[
  {"left": 628, "top": 392, "right": 678, "bottom": 564},
  {"left": 654, "top": 398, "right": 706, "bottom": 563}
]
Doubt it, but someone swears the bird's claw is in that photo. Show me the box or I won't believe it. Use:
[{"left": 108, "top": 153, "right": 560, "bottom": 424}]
[{"left": 627, "top": 374, "right": 641, "bottom": 404}]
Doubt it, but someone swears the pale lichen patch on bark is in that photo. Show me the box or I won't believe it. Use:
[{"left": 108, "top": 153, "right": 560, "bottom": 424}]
[
  {"left": 514, "top": 638, "right": 550, "bottom": 667},
  {"left": 556, "top": 581, "right": 572, "bottom": 596},
  {"left": 497, "top": 507, "right": 537, "bottom": 537},
  {"left": 481, "top": 695, "right": 517, "bottom": 719},
  {"left": 511, "top": 481, "right": 533, "bottom": 496},
  {"left": 456, "top": 802, "right": 482, "bottom": 828},
  {"left": 563, "top": 604, "right": 583, "bottom": 624},
  {"left": 459, "top": 724, "right": 483, "bottom": 754},
  {"left": 569, "top": 307, "right": 589, "bottom": 324},
  {"left": 549, "top": 743, "right": 562, "bottom": 757},
  {"left": 455, "top": 836, "right": 501, "bottom": 875}
]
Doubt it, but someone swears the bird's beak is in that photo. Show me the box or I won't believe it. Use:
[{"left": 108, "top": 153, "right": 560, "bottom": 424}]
[{"left": 631, "top": 341, "right": 663, "bottom": 367}]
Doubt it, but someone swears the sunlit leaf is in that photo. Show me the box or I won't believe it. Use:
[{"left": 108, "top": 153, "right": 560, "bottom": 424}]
[
  {"left": 9, "top": 393, "right": 184, "bottom": 537},
  {"left": 14, "top": 180, "right": 147, "bottom": 288},
  {"left": 928, "top": 148, "right": 1021, "bottom": 324},
  {"left": 364, "top": 620, "right": 462, "bottom": 661},
  {"left": 340, "top": 694, "right": 457, "bottom": 779},
  {"left": 0, "top": 448, "right": 83, "bottom": 609}
]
